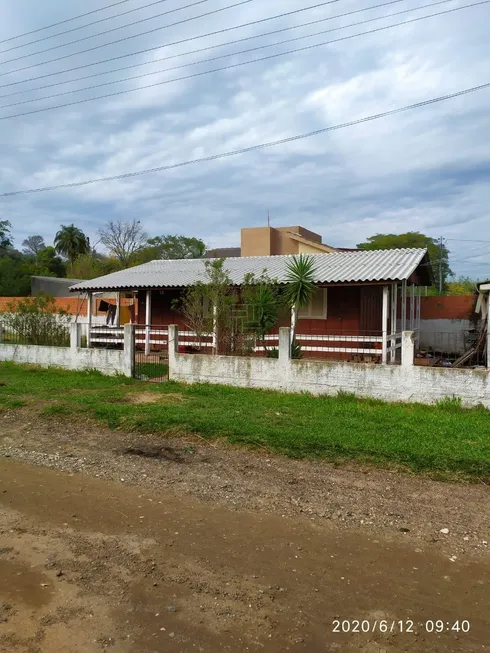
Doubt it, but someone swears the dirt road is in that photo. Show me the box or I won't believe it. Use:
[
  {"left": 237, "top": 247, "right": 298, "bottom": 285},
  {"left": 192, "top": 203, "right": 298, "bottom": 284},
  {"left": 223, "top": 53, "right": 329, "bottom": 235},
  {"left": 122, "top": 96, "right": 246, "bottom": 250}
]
[{"left": 0, "top": 458, "right": 488, "bottom": 653}]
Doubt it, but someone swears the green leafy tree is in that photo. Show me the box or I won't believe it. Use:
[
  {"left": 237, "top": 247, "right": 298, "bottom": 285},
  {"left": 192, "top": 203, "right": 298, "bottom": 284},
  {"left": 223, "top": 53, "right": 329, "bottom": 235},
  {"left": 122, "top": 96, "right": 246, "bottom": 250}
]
[
  {"left": 356, "top": 232, "right": 451, "bottom": 291},
  {"left": 36, "top": 246, "right": 67, "bottom": 277},
  {"left": 283, "top": 254, "right": 317, "bottom": 350},
  {"left": 1, "top": 295, "right": 71, "bottom": 346},
  {"left": 242, "top": 271, "right": 282, "bottom": 353},
  {"left": 148, "top": 235, "right": 206, "bottom": 260},
  {"left": 446, "top": 276, "right": 477, "bottom": 296},
  {"left": 68, "top": 252, "right": 122, "bottom": 280},
  {"left": 54, "top": 224, "right": 90, "bottom": 264},
  {"left": 0, "top": 220, "right": 13, "bottom": 252}
]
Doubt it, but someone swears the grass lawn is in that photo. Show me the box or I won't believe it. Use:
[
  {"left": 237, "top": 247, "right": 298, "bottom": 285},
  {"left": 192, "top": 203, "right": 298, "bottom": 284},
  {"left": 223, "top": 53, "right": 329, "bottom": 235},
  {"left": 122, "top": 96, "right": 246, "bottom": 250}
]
[{"left": 0, "top": 362, "right": 489, "bottom": 482}]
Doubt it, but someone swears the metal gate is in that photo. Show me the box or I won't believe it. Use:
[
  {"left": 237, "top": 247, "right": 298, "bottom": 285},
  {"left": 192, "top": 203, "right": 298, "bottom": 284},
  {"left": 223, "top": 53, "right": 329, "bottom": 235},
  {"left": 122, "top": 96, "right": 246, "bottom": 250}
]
[{"left": 132, "top": 325, "right": 169, "bottom": 381}]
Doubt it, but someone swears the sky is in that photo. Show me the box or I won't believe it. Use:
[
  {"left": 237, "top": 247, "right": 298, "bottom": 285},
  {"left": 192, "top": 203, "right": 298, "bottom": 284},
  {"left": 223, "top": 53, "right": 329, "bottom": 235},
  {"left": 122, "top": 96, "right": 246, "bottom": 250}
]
[{"left": 0, "top": 0, "right": 489, "bottom": 278}]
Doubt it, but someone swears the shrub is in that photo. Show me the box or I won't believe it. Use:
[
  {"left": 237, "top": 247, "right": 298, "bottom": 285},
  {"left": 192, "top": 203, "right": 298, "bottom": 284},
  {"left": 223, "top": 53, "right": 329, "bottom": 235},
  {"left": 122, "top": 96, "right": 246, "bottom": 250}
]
[{"left": 1, "top": 295, "right": 71, "bottom": 347}]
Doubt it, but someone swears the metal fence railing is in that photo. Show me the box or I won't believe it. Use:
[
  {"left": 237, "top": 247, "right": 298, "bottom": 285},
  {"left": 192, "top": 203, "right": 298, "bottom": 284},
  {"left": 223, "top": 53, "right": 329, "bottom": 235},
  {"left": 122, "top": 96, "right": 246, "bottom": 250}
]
[
  {"left": 0, "top": 320, "right": 70, "bottom": 347},
  {"left": 173, "top": 326, "right": 402, "bottom": 363},
  {"left": 415, "top": 329, "right": 483, "bottom": 366}
]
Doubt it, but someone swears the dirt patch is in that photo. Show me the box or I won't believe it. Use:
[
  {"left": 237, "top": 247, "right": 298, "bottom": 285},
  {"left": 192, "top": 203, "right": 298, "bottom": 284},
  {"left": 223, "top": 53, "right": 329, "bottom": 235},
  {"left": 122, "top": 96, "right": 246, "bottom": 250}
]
[
  {"left": 127, "top": 391, "right": 186, "bottom": 405},
  {"left": 0, "top": 459, "right": 489, "bottom": 653},
  {"left": 0, "top": 407, "right": 488, "bottom": 562},
  {"left": 123, "top": 444, "right": 186, "bottom": 462}
]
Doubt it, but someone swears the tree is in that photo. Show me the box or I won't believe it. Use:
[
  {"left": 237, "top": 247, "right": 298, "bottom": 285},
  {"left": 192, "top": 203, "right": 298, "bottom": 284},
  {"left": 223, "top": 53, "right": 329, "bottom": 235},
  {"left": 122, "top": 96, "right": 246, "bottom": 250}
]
[
  {"left": 149, "top": 235, "right": 206, "bottom": 260},
  {"left": 98, "top": 220, "right": 148, "bottom": 267},
  {"left": 54, "top": 224, "right": 90, "bottom": 264},
  {"left": 356, "top": 232, "right": 451, "bottom": 292},
  {"left": 173, "top": 259, "right": 238, "bottom": 354},
  {"left": 36, "top": 246, "right": 67, "bottom": 278},
  {"left": 241, "top": 271, "right": 282, "bottom": 353},
  {"left": 22, "top": 235, "right": 46, "bottom": 256},
  {"left": 446, "top": 276, "right": 477, "bottom": 296},
  {"left": 0, "top": 220, "right": 13, "bottom": 252},
  {"left": 283, "top": 254, "right": 317, "bottom": 349}
]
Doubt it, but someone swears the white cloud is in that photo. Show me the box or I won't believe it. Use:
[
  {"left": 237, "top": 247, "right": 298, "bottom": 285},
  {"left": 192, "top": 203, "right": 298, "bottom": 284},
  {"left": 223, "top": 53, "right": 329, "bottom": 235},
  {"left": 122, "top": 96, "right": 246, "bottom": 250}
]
[{"left": 1, "top": 0, "right": 490, "bottom": 277}]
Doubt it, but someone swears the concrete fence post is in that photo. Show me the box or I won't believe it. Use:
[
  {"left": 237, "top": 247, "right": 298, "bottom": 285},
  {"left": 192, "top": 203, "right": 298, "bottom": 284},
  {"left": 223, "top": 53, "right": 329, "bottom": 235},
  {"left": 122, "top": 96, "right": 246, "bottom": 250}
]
[
  {"left": 168, "top": 325, "right": 179, "bottom": 378},
  {"left": 401, "top": 330, "right": 415, "bottom": 367},
  {"left": 123, "top": 324, "right": 134, "bottom": 377},
  {"left": 70, "top": 323, "right": 81, "bottom": 350},
  {"left": 278, "top": 327, "right": 291, "bottom": 365}
]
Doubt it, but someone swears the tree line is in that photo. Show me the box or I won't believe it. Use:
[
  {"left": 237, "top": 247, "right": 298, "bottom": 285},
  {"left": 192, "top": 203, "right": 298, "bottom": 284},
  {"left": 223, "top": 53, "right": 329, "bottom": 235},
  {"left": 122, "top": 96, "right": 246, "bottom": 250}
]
[
  {"left": 0, "top": 219, "right": 478, "bottom": 296},
  {"left": 0, "top": 219, "right": 206, "bottom": 295}
]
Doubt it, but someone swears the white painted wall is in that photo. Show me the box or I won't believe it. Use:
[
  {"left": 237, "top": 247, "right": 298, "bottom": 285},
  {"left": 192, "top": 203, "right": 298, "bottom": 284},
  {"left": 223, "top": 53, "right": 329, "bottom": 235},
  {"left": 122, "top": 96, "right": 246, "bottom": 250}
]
[
  {"left": 168, "top": 326, "right": 490, "bottom": 408},
  {"left": 418, "top": 319, "right": 473, "bottom": 353},
  {"left": 0, "top": 324, "right": 133, "bottom": 376}
]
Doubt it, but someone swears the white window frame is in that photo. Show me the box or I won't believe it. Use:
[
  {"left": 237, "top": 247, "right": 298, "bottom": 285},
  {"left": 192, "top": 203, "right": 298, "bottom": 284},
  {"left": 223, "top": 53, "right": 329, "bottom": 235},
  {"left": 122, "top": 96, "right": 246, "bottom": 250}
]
[{"left": 298, "top": 287, "right": 328, "bottom": 320}]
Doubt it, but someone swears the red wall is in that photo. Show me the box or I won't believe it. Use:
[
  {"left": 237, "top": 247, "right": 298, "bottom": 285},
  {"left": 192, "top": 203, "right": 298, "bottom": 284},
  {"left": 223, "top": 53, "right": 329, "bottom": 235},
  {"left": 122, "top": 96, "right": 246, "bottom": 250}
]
[
  {"left": 138, "top": 286, "right": 364, "bottom": 334},
  {"left": 419, "top": 295, "right": 476, "bottom": 320}
]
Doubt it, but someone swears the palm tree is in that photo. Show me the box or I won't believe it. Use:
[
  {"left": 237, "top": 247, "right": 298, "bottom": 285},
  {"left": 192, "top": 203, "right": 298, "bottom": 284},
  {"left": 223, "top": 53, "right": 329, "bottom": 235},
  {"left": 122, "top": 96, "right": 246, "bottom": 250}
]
[
  {"left": 283, "top": 254, "right": 317, "bottom": 348},
  {"left": 54, "top": 224, "right": 90, "bottom": 265}
]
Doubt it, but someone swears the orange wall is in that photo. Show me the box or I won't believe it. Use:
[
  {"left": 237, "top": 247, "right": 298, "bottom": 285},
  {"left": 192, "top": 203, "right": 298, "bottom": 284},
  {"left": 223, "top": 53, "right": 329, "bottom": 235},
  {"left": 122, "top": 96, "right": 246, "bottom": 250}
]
[
  {"left": 0, "top": 296, "right": 86, "bottom": 315},
  {"left": 420, "top": 295, "right": 476, "bottom": 320},
  {"left": 0, "top": 296, "right": 134, "bottom": 317}
]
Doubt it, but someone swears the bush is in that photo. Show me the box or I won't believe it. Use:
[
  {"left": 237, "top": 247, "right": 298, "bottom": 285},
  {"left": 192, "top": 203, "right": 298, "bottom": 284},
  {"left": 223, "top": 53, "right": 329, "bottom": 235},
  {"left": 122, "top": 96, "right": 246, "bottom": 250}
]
[{"left": 1, "top": 295, "right": 71, "bottom": 347}]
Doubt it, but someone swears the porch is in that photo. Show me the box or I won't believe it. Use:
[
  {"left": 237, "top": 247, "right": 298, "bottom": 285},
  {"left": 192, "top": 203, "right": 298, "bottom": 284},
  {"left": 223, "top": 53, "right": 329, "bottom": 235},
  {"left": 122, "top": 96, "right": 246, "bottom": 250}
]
[{"left": 84, "top": 281, "right": 422, "bottom": 365}]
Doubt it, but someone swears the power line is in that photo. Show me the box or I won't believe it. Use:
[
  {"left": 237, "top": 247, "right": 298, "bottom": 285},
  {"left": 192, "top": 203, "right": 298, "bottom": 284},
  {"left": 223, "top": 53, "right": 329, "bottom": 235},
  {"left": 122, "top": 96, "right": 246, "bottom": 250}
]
[
  {"left": 1, "top": 81, "right": 488, "bottom": 198},
  {"left": 0, "top": 0, "right": 377, "bottom": 89},
  {"left": 0, "top": 0, "right": 256, "bottom": 67},
  {"left": 0, "top": 2, "right": 485, "bottom": 119},
  {"left": 446, "top": 238, "right": 490, "bottom": 243},
  {"left": 0, "top": 0, "right": 343, "bottom": 79},
  {"left": 0, "top": 0, "right": 176, "bottom": 55},
  {"left": 0, "top": 0, "right": 449, "bottom": 101},
  {"left": 0, "top": 0, "right": 134, "bottom": 45}
]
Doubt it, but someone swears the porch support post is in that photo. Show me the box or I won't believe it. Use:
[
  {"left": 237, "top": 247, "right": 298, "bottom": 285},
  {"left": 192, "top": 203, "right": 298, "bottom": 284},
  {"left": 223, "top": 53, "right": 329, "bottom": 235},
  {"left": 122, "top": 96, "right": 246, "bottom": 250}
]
[
  {"left": 212, "top": 303, "right": 218, "bottom": 355},
  {"left": 417, "top": 286, "right": 421, "bottom": 332},
  {"left": 145, "top": 290, "right": 151, "bottom": 356},
  {"left": 410, "top": 283, "right": 415, "bottom": 330},
  {"left": 115, "top": 291, "right": 121, "bottom": 327},
  {"left": 390, "top": 283, "right": 398, "bottom": 363},
  {"left": 381, "top": 285, "right": 389, "bottom": 364},
  {"left": 401, "top": 280, "right": 407, "bottom": 331},
  {"left": 487, "top": 294, "right": 490, "bottom": 368},
  {"left": 86, "top": 292, "right": 92, "bottom": 347}
]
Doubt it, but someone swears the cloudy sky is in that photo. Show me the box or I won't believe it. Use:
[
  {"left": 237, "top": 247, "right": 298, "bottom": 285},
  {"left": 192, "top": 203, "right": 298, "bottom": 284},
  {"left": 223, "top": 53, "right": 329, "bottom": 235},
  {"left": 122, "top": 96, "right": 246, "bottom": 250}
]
[{"left": 0, "top": 0, "right": 489, "bottom": 277}]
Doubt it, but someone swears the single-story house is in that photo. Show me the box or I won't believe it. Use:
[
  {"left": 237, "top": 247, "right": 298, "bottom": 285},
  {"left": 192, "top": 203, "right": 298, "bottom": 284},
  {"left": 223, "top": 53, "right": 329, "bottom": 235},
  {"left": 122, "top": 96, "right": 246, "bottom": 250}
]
[{"left": 70, "top": 248, "right": 431, "bottom": 363}]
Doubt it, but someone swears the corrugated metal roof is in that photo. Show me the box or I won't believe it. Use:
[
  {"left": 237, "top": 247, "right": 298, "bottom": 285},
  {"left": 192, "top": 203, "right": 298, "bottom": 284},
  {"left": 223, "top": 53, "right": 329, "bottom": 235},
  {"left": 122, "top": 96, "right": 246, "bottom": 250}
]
[{"left": 70, "top": 248, "right": 428, "bottom": 292}]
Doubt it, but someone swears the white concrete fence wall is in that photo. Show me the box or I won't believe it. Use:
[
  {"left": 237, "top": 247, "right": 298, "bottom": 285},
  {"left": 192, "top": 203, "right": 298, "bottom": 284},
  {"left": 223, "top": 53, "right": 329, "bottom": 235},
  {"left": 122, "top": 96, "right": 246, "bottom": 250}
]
[
  {"left": 168, "top": 326, "right": 490, "bottom": 408},
  {"left": 0, "top": 323, "right": 134, "bottom": 376}
]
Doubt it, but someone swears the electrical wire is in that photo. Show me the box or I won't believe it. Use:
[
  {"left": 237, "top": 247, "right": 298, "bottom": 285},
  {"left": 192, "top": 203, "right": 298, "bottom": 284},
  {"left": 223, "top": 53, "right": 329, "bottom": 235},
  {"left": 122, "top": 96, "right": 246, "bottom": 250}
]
[
  {"left": 0, "top": 0, "right": 344, "bottom": 79},
  {"left": 0, "top": 0, "right": 175, "bottom": 55},
  {"left": 0, "top": 0, "right": 449, "bottom": 101},
  {"left": 0, "top": 2, "right": 486, "bottom": 118},
  {"left": 0, "top": 0, "right": 257, "bottom": 67},
  {"left": 0, "top": 0, "right": 134, "bottom": 45},
  {"left": 1, "top": 81, "right": 488, "bottom": 197},
  {"left": 446, "top": 238, "right": 490, "bottom": 243},
  {"left": 0, "top": 0, "right": 385, "bottom": 88}
]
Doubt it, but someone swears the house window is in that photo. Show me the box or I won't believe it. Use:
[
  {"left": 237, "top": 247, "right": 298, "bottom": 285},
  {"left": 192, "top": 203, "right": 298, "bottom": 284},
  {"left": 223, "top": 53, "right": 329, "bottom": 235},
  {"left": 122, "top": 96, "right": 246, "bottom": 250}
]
[{"left": 298, "top": 287, "right": 328, "bottom": 319}]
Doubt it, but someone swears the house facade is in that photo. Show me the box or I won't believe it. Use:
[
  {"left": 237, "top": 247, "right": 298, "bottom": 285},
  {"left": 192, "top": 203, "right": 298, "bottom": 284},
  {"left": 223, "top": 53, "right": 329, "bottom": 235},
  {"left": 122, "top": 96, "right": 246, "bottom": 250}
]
[{"left": 70, "top": 248, "right": 431, "bottom": 363}]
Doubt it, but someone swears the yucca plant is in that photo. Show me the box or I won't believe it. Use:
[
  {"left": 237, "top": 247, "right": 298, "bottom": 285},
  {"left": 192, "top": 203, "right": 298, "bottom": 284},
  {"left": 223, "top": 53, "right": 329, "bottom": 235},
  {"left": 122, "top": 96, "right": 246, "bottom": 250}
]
[{"left": 283, "top": 254, "right": 317, "bottom": 348}]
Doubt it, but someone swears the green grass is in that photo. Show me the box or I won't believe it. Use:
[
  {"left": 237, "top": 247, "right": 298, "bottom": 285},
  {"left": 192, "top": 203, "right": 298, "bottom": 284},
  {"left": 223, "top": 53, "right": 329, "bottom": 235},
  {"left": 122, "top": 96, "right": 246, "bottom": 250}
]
[
  {"left": 0, "top": 361, "right": 489, "bottom": 482},
  {"left": 135, "top": 362, "right": 168, "bottom": 380}
]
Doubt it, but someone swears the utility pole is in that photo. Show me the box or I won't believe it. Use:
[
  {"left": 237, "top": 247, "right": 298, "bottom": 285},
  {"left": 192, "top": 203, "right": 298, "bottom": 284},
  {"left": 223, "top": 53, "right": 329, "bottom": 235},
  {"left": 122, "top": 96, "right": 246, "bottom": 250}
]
[
  {"left": 267, "top": 210, "right": 270, "bottom": 227},
  {"left": 438, "top": 236, "right": 444, "bottom": 294}
]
